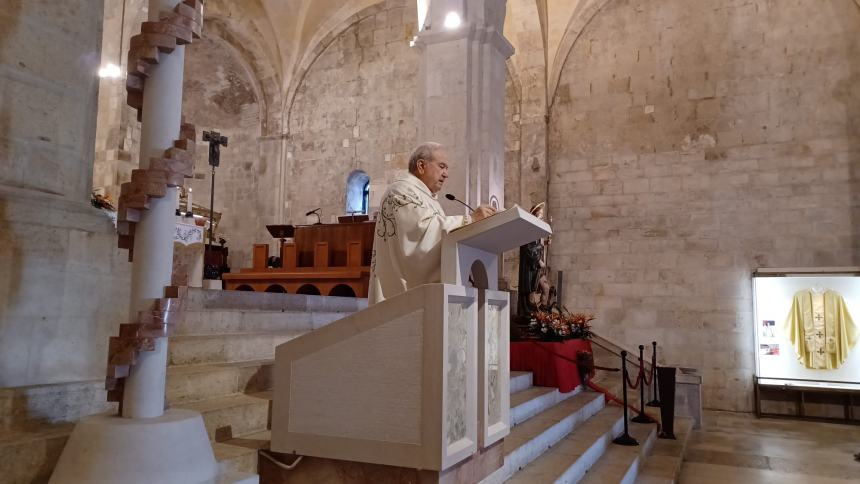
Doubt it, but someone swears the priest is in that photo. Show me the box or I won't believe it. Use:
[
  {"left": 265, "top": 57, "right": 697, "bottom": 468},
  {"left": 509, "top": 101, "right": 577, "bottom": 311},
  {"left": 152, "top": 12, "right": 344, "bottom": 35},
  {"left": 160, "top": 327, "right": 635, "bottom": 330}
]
[{"left": 369, "top": 142, "right": 496, "bottom": 304}]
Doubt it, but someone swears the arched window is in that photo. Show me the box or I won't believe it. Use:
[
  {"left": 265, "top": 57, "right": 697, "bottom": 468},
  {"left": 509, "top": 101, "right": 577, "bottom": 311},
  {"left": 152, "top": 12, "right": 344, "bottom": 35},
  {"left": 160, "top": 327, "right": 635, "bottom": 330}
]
[{"left": 346, "top": 170, "right": 371, "bottom": 214}]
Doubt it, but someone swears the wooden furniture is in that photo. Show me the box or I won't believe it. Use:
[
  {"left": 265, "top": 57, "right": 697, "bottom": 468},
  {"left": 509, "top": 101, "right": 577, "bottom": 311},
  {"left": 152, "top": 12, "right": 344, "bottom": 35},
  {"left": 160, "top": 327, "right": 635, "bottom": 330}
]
[
  {"left": 222, "top": 221, "right": 374, "bottom": 297},
  {"left": 755, "top": 376, "right": 860, "bottom": 424}
]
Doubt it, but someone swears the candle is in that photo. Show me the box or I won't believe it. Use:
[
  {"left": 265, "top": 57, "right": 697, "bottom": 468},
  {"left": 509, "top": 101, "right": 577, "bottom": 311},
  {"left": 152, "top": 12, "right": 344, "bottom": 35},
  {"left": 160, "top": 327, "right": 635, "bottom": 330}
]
[{"left": 186, "top": 188, "right": 192, "bottom": 213}]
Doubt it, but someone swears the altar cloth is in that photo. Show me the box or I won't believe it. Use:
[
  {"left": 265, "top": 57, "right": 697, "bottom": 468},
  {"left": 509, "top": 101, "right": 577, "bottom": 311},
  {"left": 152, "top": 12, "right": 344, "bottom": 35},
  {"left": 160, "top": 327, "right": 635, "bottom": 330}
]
[{"left": 510, "top": 339, "right": 592, "bottom": 393}]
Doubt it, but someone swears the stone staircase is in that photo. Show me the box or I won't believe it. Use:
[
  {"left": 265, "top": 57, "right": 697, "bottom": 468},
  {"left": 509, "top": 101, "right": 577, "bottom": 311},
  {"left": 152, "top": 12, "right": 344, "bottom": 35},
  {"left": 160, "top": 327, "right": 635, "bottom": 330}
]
[
  {"left": 0, "top": 288, "right": 691, "bottom": 483},
  {"left": 166, "top": 288, "right": 366, "bottom": 475},
  {"left": 0, "top": 288, "right": 364, "bottom": 484}
]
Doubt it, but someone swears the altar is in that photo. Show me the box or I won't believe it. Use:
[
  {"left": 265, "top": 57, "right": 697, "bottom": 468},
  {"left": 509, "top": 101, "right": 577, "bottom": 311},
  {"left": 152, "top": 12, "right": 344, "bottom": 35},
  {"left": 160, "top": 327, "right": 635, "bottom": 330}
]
[{"left": 172, "top": 219, "right": 204, "bottom": 287}]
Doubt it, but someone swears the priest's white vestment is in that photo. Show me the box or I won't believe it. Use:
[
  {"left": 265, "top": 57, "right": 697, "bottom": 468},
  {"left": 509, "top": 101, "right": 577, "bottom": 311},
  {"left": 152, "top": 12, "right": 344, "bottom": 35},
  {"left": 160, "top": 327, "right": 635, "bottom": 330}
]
[{"left": 369, "top": 172, "right": 467, "bottom": 304}]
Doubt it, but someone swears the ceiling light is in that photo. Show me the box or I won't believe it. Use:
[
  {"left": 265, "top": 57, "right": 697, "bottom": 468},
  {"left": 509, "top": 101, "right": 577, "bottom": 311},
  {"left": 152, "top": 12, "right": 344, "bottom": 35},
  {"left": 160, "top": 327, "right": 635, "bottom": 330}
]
[
  {"left": 444, "top": 12, "right": 461, "bottom": 30},
  {"left": 98, "top": 63, "right": 122, "bottom": 79}
]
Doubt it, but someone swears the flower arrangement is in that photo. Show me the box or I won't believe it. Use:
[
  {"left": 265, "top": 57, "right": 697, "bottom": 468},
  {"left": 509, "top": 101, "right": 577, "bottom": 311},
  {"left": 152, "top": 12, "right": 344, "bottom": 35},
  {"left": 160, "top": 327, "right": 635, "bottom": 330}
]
[{"left": 529, "top": 307, "right": 595, "bottom": 341}]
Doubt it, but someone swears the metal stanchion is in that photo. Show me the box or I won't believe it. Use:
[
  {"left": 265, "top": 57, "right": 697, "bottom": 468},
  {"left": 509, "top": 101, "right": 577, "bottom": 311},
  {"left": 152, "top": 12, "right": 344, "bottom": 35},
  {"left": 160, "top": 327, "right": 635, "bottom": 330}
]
[
  {"left": 632, "top": 345, "right": 657, "bottom": 424},
  {"left": 646, "top": 341, "right": 661, "bottom": 407},
  {"left": 612, "top": 350, "right": 639, "bottom": 446}
]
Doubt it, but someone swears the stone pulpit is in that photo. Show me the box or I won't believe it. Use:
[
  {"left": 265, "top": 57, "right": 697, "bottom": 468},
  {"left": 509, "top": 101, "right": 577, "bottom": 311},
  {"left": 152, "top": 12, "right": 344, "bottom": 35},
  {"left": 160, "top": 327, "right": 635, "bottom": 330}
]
[{"left": 270, "top": 206, "right": 551, "bottom": 481}]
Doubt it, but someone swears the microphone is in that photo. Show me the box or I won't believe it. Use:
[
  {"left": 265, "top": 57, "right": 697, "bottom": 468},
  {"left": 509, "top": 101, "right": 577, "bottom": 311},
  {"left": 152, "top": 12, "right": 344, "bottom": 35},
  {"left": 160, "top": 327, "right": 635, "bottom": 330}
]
[
  {"left": 305, "top": 208, "right": 322, "bottom": 224},
  {"left": 445, "top": 193, "right": 474, "bottom": 211}
]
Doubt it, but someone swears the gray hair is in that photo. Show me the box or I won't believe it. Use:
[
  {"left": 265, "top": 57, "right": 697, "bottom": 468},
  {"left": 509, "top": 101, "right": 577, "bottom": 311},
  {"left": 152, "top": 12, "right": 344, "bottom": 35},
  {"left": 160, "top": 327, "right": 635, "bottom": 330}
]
[{"left": 408, "top": 142, "right": 443, "bottom": 173}]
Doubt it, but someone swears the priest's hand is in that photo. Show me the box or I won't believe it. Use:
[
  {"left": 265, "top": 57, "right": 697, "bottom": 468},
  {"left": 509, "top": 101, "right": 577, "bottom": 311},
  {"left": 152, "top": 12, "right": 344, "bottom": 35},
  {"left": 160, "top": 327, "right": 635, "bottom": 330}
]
[{"left": 471, "top": 205, "right": 497, "bottom": 222}]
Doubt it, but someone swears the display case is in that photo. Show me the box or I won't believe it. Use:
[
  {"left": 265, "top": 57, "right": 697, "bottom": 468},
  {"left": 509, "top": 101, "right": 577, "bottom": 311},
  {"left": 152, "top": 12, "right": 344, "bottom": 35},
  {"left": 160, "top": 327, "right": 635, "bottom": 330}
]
[{"left": 753, "top": 268, "right": 860, "bottom": 423}]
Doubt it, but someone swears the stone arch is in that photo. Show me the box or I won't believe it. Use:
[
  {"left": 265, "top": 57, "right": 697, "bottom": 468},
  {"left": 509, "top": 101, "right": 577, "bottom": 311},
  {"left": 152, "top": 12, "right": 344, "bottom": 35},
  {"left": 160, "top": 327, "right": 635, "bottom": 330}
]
[
  {"left": 329, "top": 284, "right": 357, "bottom": 298},
  {"left": 546, "top": 0, "right": 615, "bottom": 111},
  {"left": 265, "top": 284, "right": 287, "bottom": 293},
  {"left": 282, "top": 0, "right": 419, "bottom": 222},
  {"left": 283, "top": 1, "right": 388, "bottom": 132},
  {"left": 202, "top": 15, "right": 283, "bottom": 136},
  {"left": 296, "top": 284, "right": 322, "bottom": 296}
]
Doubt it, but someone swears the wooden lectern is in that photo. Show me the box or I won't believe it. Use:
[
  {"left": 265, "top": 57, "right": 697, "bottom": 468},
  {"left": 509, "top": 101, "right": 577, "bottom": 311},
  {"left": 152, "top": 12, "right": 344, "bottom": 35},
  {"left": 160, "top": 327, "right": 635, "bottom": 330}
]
[{"left": 269, "top": 207, "right": 550, "bottom": 480}]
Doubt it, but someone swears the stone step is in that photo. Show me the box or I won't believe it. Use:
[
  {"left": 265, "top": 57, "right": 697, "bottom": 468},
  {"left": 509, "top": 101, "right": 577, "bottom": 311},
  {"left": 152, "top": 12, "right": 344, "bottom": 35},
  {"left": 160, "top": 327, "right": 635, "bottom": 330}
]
[
  {"left": 167, "top": 360, "right": 274, "bottom": 404},
  {"left": 504, "top": 405, "right": 625, "bottom": 483},
  {"left": 510, "top": 385, "right": 581, "bottom": 426},
  {"left": 214, "top": 430, "right": 271, "bottom": 475},
  {"left": 0, "top": 380, "right": 115, "bottom": 432},
  {"left": 510, "top": 371, "right": 533, "bottom": 394},
  {"left": 578, "top": 419, "right": 658, "bottom": 484},
  {"left": 0, "top": 423, "right": 76, "bottom": 484},
  {"left": 482, "top": 391, "right": 606, "bottom": 483},
  {"left": 176, "top": 392, "right": 272, "bottom": 442},
  {"left": 215, "top": 469, "right": 259, "bottom": 484},
  {"left": 180, "top": 287, "right": 366, "bottom": 314},
  {"left": 634, "top": 417, "right": 694, "bottom": 484},
  {"left": 177, "top": 309, "right": 345, "bottom": 335},
  {"left": 168, "top": 331, "right": 300, "bottom": 366}
]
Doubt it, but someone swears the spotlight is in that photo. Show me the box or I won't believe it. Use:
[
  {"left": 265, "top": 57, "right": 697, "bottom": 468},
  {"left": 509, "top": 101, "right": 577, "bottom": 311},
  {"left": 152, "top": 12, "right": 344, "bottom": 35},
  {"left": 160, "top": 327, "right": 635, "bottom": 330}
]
[
  {"left": 98, "top": 63, "right": 122, "bottom": 79},
  {"left": 444, "top": 12, "right": 461, "bottom": 30}
]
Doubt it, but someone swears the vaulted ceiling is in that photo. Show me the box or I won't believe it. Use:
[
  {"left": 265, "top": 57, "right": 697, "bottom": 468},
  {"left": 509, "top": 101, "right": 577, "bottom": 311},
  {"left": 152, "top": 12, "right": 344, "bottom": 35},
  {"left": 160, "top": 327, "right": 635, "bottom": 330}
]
[{"left": 204, "top": 0, "right": 603, "bottom": 110}]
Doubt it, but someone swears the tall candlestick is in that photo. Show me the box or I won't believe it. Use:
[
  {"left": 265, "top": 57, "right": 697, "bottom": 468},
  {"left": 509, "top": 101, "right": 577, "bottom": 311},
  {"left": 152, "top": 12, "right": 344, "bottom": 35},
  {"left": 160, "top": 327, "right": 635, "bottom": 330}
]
[{"left": 186, "top": 188, "right": 192, "bottom": 214}]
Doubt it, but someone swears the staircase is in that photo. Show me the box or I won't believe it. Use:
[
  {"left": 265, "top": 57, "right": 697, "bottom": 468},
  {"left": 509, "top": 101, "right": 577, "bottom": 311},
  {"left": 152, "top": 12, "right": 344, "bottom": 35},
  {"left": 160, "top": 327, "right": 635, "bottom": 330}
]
[
  {"left": 166, "top": 288, "right": 366, "bottom": 475},
  {"left": 0, "top": 289, "right": 691, "bottom": 483}
]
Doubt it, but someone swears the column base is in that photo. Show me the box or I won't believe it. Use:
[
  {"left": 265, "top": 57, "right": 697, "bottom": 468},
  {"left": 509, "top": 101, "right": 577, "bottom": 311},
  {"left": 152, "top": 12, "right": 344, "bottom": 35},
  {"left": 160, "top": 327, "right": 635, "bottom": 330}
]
[{"left": 49, "top": 409, "right": 253, "bottom": 484}]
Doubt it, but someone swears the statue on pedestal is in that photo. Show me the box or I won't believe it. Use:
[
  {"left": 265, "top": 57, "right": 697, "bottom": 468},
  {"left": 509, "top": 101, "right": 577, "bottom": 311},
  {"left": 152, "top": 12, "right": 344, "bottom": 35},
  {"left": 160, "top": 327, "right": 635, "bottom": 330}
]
[{"left": 516, "top": 202, "right": 554, "bottom": 318}]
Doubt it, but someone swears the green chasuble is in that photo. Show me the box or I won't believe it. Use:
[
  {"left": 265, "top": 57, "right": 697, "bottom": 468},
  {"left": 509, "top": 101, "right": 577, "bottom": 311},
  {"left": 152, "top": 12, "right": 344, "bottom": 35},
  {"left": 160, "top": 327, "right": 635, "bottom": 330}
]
[{"left": 783, "top": 290, "right": 858, "bottom": 370}]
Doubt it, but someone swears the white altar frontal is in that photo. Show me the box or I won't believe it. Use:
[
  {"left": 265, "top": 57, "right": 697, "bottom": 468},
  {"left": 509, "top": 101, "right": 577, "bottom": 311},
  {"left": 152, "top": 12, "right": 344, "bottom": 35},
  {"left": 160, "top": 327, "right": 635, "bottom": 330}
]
[
  {"left": 270, "top": 206, "right": 550, "bottom": 480},
  {"left": 172, "top": 219, "right": 204, "bottom": 288}
]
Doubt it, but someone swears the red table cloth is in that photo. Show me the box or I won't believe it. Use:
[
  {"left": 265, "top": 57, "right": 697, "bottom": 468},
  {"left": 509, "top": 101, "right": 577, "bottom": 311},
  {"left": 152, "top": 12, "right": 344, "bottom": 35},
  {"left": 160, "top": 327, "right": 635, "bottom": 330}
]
[{"left": 510, "top": 339, "right": 593, "bottom": 393}]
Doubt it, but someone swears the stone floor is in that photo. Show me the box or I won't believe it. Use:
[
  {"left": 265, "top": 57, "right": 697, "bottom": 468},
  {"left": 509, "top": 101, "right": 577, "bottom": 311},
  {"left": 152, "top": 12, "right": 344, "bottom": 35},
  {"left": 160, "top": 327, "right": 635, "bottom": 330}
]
[{"left": 679, "top": 410, "right": 860, "bottom": 483}]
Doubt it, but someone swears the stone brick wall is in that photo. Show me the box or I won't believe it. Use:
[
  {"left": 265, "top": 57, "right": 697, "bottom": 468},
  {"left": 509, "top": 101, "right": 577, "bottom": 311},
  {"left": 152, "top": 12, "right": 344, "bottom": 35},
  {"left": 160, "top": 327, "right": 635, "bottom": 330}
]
[
  {"left": 546, "top": 0, "right": 860, "bottom": 411},
  {"left": 285, "top": 0, "right": 419, "bottom": 223},
  {"left": 0, "top": 0, "right": 131, "bottom": 387},
  {"left": 92, "top": 0, "right": 146, "bottom": 203},
  {"left": 183, "top": 34, "right": 271, "bottom": 269}
]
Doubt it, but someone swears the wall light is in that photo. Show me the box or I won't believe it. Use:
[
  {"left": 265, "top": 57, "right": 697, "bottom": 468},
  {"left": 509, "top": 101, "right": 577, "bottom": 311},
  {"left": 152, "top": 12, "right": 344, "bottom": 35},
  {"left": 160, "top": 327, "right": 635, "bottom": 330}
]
[
  {"left": 444, "top": 11, "right": 461, "bottom": 30},
  {"left": 98, "top": 63, "right": 122, "bottom": 79}
]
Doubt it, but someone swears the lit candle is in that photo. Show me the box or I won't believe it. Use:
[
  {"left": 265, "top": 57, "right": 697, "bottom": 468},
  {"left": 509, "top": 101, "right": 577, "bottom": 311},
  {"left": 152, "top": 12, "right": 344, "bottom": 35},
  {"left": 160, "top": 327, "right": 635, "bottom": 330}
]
[{"left": 186, "top": 188, "right": 192, "bottom": 214}]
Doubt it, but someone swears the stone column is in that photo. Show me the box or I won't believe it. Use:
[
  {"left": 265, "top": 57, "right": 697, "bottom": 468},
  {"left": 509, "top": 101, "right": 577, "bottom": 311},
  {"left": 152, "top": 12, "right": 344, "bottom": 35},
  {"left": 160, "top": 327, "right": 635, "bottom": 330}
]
[
  {"left": 416, "top": 0, "right": 514, "bottom": 213},
  {"left": 121, "top": 0, "right": 186, "bottom": 419}
]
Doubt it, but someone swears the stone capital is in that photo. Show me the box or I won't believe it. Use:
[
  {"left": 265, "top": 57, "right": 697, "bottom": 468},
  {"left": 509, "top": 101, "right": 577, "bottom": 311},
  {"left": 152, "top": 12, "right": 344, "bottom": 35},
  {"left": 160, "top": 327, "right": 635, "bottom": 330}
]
[{"left": 415, "top": 23, "right": 514, "bottom": 59}]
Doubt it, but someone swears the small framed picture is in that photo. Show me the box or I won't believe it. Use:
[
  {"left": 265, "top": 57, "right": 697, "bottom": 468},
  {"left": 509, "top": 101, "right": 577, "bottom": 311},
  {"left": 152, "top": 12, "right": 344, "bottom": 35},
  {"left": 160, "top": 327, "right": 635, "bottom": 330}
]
[
  {"left": 759, "top": 343, "right": 779, "bottom": 356},
  {"left": 761, "top": 320, "right": 775, "bottom": 337}
]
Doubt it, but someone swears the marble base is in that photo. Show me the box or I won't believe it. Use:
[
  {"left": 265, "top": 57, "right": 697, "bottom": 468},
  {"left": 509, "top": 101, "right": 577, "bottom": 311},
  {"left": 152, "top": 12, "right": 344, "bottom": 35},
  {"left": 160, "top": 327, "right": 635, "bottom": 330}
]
[
  {"left": 260, "top": 441, "right": 503, "bottom": 484},
  {"left": 203, "top": 279, "right": 223, "bottom": 290},
  {"left": 673, "top": 367, "right": 703, "bottom": 429},
  {"left": 49, "top": 409, "right": 225, "bottom": 484}
]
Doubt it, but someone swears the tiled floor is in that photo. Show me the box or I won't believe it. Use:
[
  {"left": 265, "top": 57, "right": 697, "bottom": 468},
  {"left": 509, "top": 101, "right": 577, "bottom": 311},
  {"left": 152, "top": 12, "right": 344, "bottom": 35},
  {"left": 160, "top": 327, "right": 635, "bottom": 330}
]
[{"left": 679, "top": 410, "right": 860, "bottom": 483}]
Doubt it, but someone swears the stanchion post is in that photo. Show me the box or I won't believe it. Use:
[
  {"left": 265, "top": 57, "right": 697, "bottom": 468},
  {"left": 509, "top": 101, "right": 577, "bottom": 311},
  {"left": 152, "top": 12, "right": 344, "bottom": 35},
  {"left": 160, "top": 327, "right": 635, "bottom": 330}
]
[
  {"left": 612, "top": 350, "right": 639, "bottom": 446},
  {"left": 632, "top": 344, "right": 656, "bottom": 424},
  {"left": 647, "top": 340, "right": 661, "bottom": 407}
]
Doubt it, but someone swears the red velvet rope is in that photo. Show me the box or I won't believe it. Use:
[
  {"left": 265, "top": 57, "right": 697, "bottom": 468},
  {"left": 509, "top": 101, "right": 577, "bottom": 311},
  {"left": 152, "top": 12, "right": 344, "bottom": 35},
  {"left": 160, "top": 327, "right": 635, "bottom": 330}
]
[
  {"left": 587, "top": 380, "right": 642, "bottom": 416},
  {"left": 625, "top": 365, "right": 642, "bottom": 389},
  {"left": 642, "top": 363, "right": 654, "bottom": 386}
]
